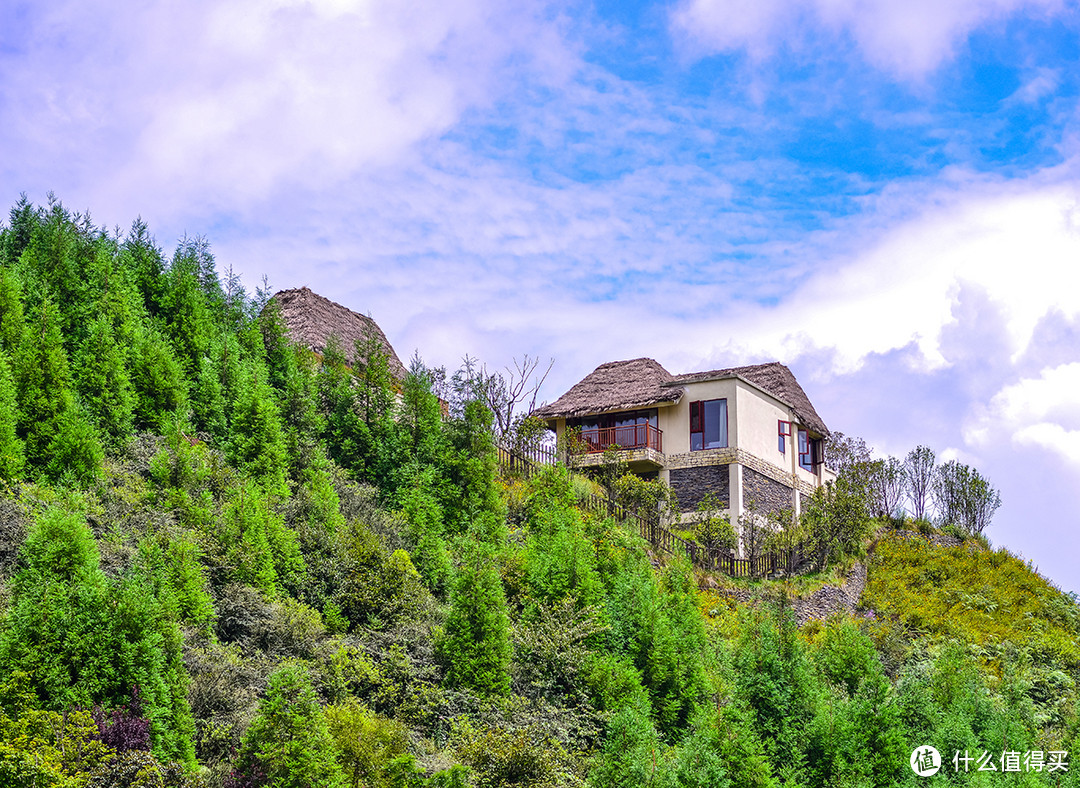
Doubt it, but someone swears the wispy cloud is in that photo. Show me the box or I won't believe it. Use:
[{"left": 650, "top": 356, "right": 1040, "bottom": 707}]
[{"left": 670, "top": 0, "right": 1065, "bottom": 80}]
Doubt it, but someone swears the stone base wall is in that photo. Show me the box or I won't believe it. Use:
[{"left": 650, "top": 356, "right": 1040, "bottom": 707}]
[
  {"left": 743, "top": 466, "right": 795, "bottom": 516},
  {"left": 670, "top": 464, "right": 729, "bottom": 512}
]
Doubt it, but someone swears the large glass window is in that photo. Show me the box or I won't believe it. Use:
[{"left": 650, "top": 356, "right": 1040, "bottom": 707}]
[{"left": 689, "top": 399, "right": 727, "bottom": 451}]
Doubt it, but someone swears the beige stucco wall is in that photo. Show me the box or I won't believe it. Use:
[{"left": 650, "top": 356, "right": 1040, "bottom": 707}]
[
  {"left": 733, "top": 379, "right": 794, "bottom": 470},
  {"left": 659, "top": 377, "right": 739, "bottom": 454}
]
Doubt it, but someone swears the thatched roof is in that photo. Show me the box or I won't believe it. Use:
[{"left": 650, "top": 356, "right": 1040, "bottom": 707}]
[
  {"left": 269, "top": 287, "right": 407, "bottom": 380},
  {"left": 532, "top": 358, "right": 681, "bottom": 420},
  {"left": 534, "top": 358, "right": 829, "bottom": 436},
  {"left": 671, "top": 363, "right": 829, "bottom": 436}
]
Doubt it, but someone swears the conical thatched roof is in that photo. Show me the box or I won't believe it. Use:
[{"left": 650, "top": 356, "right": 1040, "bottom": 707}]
[
  {"left": 269, "top": 287, "right": 407, "bottom": 380},
  {"left": 671, "top": 362, "right": 829, "bottom": 436},
  {"left": 532, "top": 358, "right": 681, "bottom": 420},
  {"left": 534, "top": 358, "right": 829, "bottom": 436}
]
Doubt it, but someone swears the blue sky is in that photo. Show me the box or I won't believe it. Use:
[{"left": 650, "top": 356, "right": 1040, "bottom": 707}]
[{"left": 3, "top": 0, "right": 1080, "bottom": 590}]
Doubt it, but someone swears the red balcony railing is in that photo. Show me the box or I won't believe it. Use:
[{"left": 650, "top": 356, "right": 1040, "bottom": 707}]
[{"left": 579, "top": 424, "right": 663, "bottom": 454}]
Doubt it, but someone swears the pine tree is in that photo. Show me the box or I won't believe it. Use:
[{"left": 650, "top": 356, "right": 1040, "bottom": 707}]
[
  {"left": 78, "top": 315, "right": 135, "bottom": 446},
  {"left": 0, "top": 351, "right": 24, "bottom": 480},
  {"left": 228, "top": 663, "right": 344, "bottom": 788},
  {"left": 442, "top": 549, "right": 511, "bottom": 697},
  {"left": 16, "top": 297, "right": 76, "bottom": 470}
]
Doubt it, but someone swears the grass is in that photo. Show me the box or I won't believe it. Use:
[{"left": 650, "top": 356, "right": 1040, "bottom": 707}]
[{"left": 861, "top": 533, "right": 1080, "bottom": 670}]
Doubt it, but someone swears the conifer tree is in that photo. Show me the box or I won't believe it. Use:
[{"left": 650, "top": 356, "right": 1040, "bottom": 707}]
[
  {"left": 16, "top": 297, "right": 76, "bottom": 470},
  {"left": 228, "top": 664, "right": 344, "bottom": 788},
  {"left": 78, "top": 315, "right": 135, "bottom": 446},
  {"left": 0, "top": 351, "right": 24, "bottom": 480},
  {"left": 0, "top": 266, "right": 25, "bottom": 355},
  {"left": 122, "top": 218, "right": 168, "bottom": 319},
  {"left": 131, "top": 327, "right": 187, "bottom": 431},
  {"left": 228, "top": 360, "right": 290, "bottom": 495},
  {"left": 442, "top": 549, "right": 511, "bottom": 697}
]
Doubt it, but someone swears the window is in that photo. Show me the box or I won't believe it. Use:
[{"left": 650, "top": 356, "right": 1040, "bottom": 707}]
[
  {"left": 778, "top": 420, "right": 792, "bottom": 454},
  {"left": 690, "top": 399, "right": 727, "bottom": 451},
  {"left": 798, "top": 429, "right": 823, "bottom": 472}
]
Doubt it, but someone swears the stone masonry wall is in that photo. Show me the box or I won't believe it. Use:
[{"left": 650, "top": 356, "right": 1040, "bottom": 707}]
[
  {"left": 742, "top": 466, "right": 795, "bottom": 516},
  {"left": 670, "top": 464, "right": 729, "bottom": 512}
]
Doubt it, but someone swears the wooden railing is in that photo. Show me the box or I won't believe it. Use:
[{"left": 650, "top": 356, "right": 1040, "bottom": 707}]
[
  {"left": 496, "top": 442, "right": 556, "bottom": 479},
  {"left": 496, "top": 440, "right": 808, "bottom": 578},
  {"left": 578, "top": 423, "right": 662, "bottom": 453}
]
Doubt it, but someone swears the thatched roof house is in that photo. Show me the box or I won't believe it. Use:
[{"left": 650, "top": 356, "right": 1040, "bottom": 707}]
[
  {"left": 535, "top": 358, "right": 828, "bottom": 436},
  {"left": 270, "top": 287, "right": 407, "bottom": 380},
  {"left": 534, "top": 356, "right": 835, "bottom": 525}
]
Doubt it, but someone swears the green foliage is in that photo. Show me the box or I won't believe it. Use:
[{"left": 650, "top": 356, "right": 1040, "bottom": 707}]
[
  {"left": 0, "top": 350, "right": 24, "bottom": 480},
  {"left": 131, "top": 328, "right": 187, "bottom": 431},
  {"left": 227, "top": 360, "right": 290, "bottom": 494},
  {"left": 607, "top": 556, "right": 707, "bottom": 736},
  {"left": 398, "top": 465, "right": 452, "bottom": 595},
  {"left": 933, "top": 459, "right": 1003, "bottom": 536},
  {"left": 452, "top": 717, "right": 584, "bottom": 788},
  {"left": 78, "top": 315, "right": 136, "bottom": 446},
  {"left": 0, "top": 672, "right": 114, "bottom": 788},
  {"left": 336, "top": 520, "right": 429, "bottom": 631},
  {"left": 220, "top": 481, "right": 305, "bottom": 597},
  {"left": 326, "top": 698, "right": 409, "bottom": 788},
  {"left": 693, "top": 491, "right": 736, "bottom": 552},
  {"left": 229, "top": 662, "right": 344, "bottom": 788},
  {"left": 0, "top": 507, "right": 196, "bottom": 764},
  {"left": 612, "top": 473, "right": 678, "bottom": 524},
  {"left": 588, "top": 700, "right": 660, "bottom": 788},
  {"left": 523, "top": 498, "right": 604, "bottom": 610},
  {"left": 801, "top": 477, "right": 871, "bottom": 571},
  {"left": 442, "top": 550, "right": 512, "bottom": 697}
]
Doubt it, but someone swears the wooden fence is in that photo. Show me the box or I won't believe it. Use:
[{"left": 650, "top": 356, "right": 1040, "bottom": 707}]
[
  {"left": 496, "top": 442, "right": 556, "bottom": 478},
  {"left": 497, "top": 441, "right": 809, "bottom": 578}
]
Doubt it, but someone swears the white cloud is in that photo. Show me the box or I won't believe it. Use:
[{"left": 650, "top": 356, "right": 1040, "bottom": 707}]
[
  {"left": 671, "top": 0, "right": 1064, "bottom": 79},
  {"left": 0, "top": 0, "right": 579, "bottom": 219},
  {"left": 967, "top": 362, "right": 1080, "bottom": 464},
  {"left": 683, "top": 172, "right": 1080, "bottom": 376}
]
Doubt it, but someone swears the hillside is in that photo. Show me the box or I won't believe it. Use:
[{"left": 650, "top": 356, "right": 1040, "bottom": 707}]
[{"left": 0, "top": 198, "right": 1078, "bottom": 788}]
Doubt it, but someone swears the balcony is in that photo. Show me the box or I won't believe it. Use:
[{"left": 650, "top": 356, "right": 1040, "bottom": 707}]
[
  {"left": 579, "top": 424, "right": 663, "bottom": 453},
  {"left": 572, "top": 424, "right": 665, "bottom": 472}
]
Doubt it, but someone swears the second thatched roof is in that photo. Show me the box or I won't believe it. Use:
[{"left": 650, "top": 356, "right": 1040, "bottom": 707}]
[
  {"left": 532, "top": 357, "right": 681, "bottom": 420},
  {"left": 269, "top": 287, "right": 407, "bottom": 380},
  {"left": 533, "top": 357, "right": 829, "bottom": 436}
]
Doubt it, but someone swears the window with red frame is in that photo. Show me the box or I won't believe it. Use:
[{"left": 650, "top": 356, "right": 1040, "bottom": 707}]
[
  {"left": 778, "top": 420, "right": 792, "bottom": 454},
  {"left": 690, "top": 399, "right": 727, "bottom": 450}
]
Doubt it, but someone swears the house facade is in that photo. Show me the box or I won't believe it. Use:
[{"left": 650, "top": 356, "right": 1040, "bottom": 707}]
[{"left": 532, "top": 358, "right": 836, "bottom": 522}]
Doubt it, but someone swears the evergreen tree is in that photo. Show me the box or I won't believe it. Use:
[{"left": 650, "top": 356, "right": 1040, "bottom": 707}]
[
  {"left": 16, "top": 297, "right": 76, "bottom": 469},
  {"left": 78, "top": 315, "right": 135, "bottom": 446},
  {"left": 442, "top": 549, "right": 511, "bottom": 697},
  {"left": 228, "top": 360, "right": 290, "bottom": 494},
  {"left": 227, "top": 663, "right": 344, "bottom": 788},
  {"left": 131, "top": 327, "right": 187, "bottom": 431},
  {"left": 0, "top": 265, "right": 25, "bottom": 355},
  {"left": 0, "top": 351, "right": 24, "bottom": 480},
  {"left": 0, "top": 508, "right": 195, "bottom": 764}
]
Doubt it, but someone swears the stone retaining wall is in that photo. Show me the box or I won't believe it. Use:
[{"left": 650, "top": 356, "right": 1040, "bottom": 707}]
[
  {"left": 670, "top": 464, "right": 729, "bottom": 512},
  {"left": 743, "top": 466, "right": 794, "bottom": 515}
]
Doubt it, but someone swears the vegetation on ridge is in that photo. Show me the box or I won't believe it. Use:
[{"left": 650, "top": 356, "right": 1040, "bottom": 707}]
[{"left": 0, "top": 196, "right": 1076, "bottom": 788}]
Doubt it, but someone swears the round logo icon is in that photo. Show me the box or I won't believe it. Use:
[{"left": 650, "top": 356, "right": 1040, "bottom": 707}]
[{"left": 910, "top": 746, "right": 942, "bottom": 777}]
